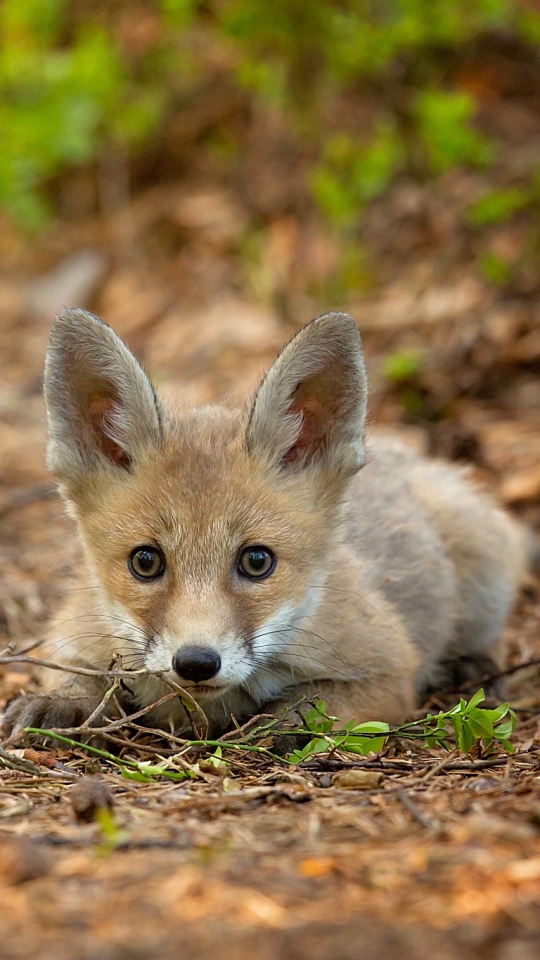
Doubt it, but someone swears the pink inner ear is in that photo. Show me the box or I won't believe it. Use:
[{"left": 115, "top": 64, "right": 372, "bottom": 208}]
[
  {"left": 283, "top": 397, "right": 326, "bottom": 465},
  {"left": 89, "top": 397, "right": 131, "bottom": 469}
]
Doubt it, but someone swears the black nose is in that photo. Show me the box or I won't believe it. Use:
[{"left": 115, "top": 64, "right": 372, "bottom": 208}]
[{"left": 172, "top": 646, "right": 221, "bottom": 683}]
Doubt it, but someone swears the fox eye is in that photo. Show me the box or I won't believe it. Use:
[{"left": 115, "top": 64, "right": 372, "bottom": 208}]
[
  {"left": 129, "top": 546, "right": 165, "bottom": 581},
  {"left": 237, "top": 545, "right": 276, "bottom": 580}
]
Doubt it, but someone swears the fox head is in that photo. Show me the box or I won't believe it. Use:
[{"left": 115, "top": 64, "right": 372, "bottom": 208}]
[{"left": 44, "top": 309, "right": 367, "bottom": 704}]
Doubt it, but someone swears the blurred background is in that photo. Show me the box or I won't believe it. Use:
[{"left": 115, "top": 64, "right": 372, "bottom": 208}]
[
  {"left": 2, "top": 7, "right": 540, "bottom": 956},
  {"left": 1, "top": 0, "right": 540, "bottom": 641}
]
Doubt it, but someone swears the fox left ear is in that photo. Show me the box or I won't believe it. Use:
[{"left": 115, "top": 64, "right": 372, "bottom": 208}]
[
  {"left": 44, "top": 309, "right": 163, "bottom": 489},
  {"left": 246, "top": 312, "right": 368, "bottom": 477}
]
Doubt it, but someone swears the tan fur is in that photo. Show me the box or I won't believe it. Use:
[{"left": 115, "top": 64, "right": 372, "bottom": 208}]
[{"left": 1, "top": 309, "right": 530, "bottom": 738}]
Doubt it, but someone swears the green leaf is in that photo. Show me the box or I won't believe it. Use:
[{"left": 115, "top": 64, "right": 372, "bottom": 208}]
[
  {"left": 488, "top": 702, "right": 511, "bottom": 722},
  {"left": 343, "top": 737, "right": 386, "bottom": 756},
  {"left": 121, "top": 767, "right": 154, "bottom": 782},
  {"left": 457, "top": 720, "right": 475, "bottom": 754},
  {"left": 492, "top": 719, "right": 515, "bottom": 740},
  {"left": 465, "top": 689, "right": 486, "bottom": 711},
  {"left": 467, "top": 714, "right": 494, "bottom": 739},
  {"left": 289, "top": 736, "right": 330, "bottom": 763},
  {"left": 348, "top": 721, "right": 390, "bottom": 734}
]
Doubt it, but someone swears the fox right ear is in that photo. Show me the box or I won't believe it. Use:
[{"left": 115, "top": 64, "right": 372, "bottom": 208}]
[
  {"left": 44, "top": 309, "right": 162, "bottom": 487},
  {"left": 246, "top": 312, "right": 368, "bottom": 478}
]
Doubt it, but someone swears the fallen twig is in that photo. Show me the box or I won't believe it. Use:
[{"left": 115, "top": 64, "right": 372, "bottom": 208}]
[{"left": 396, "top": 787, "right": 434, "bottom": 828}]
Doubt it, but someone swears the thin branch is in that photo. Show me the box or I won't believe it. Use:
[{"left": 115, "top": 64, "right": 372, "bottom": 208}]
[
  {"left": 18, "top": 691, "right": 185, "bottom": 738},
  {"left": 0, "top": 655, "right": 150, "bottom": 679},
  {"left": 441, "top": 657, "right": 540, "bottom": 696},
  {"left": 396, "top": 787, "right": 434, "bottom": 828},
  {"left": 83, "top": 679, "right": 122, "bottom": 728}
]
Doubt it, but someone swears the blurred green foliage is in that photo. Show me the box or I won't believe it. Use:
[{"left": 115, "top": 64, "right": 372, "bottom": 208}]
[
  {"left": 415, "top": 89, "right": 496, "bottom": 174},
  {"left": 0, "top": 0, "right": 539, "bottom": 246},
  {"left": 312, "top": 123, "right": 403, "bottom": 224},
  {"left": 467, "top": 186, "right": 531, "bottom": 225},
  {"left": 223, "top": 0, "right": 514, "bottom": 98},
  {"left": 0, "top": 0, "right": 168, "bottom": 226},
  {"left": 479, "top": 250, "right": 513, "bottom": 285},
  {"left": 383, "top": 348, "right": 424, "bottom": 383}
]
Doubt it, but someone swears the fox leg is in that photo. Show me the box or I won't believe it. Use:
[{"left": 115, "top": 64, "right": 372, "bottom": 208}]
[{"left": 1, "top": 674, "right": 118, "bottom": 741}]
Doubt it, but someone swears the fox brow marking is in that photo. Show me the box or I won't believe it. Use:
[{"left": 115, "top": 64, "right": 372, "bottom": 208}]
[{"left": 68, "top": 472, "right": 343, "bottom": 526}]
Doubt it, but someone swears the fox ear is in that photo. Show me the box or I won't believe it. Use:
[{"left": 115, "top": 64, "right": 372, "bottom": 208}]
[
  {"left": 246, "top": 312, "right": 367, "bottom": 477},
  {"left": 44, "top": 309, "right": 162, "bottom": 485}
]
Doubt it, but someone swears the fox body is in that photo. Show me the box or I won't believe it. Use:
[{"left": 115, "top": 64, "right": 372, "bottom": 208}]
[{"left": 2, "top": 309, "right": 528, "bottom": 737}]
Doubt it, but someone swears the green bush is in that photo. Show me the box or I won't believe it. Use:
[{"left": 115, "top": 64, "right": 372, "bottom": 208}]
[
  {"left": 415, "top": 89, "right": 496, "bottom": 174},
  {"left": 312, "top": 123, "right": 403, "bottom": 224},
  {"left": 0, "top": 0, "right": 538, "bottom": 240},
  {"left": 0, "top": 0, "right": 171, "bottom": 226}
]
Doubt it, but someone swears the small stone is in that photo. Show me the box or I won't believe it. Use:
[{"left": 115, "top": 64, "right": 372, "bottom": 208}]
[
  {"left": 70, "top": 776, "right": 114, "bottom": 824},
  {"left": 332, "top": 769, "right": 384, "bottom": 790}
]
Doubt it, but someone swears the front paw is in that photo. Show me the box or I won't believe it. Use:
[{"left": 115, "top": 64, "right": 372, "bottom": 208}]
[{"left": 1, "top": 694, "right": 88, "bottom": 741}]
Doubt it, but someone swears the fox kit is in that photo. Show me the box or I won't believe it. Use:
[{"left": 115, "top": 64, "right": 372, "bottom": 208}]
[{"left": 2, "top": 309, "right": 530, "bottom": 739}]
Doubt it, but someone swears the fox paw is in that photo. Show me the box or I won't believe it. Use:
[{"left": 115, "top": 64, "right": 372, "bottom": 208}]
[{"left": 1, "top": 694, "right": 88, "bottom": 741}]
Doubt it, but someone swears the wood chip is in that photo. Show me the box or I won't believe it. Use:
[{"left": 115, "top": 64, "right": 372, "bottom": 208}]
[{"left": 332, "top": 770, "right": 385, "bottom": 790}]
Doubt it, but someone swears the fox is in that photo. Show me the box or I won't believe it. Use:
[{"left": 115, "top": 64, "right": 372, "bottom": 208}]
[{"left": 1, "top": 308, "right": 531, "bottom": 740}]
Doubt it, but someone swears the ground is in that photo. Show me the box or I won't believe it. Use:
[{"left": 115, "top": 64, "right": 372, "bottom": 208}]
[{"left": 1, "top": 57, "right": 540, "bottom": 956}]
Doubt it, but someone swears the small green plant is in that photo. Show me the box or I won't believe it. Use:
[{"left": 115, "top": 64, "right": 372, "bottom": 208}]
[
  {"left": 288, "top": 689, "right": 516, "bottom": 762},
  {"left": 95, "top": 806, "right": 128, "bottom": 855}
]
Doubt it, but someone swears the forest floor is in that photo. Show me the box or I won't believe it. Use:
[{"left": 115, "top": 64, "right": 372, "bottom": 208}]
[{"left": 1, "top": 45, "right": 540, "bottom": 956}]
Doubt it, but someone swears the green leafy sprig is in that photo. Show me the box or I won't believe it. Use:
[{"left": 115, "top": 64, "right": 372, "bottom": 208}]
[{"left": 287, "top": 688, "right": 516, "bottom": 762}]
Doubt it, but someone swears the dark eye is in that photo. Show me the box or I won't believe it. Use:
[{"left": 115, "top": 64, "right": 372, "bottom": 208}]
[
  {"left": 128, "top": 546, "right": 165, "bottom": 581},
  {"left": 237, "top": 545, "right": 276, "bottom": 580}
]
